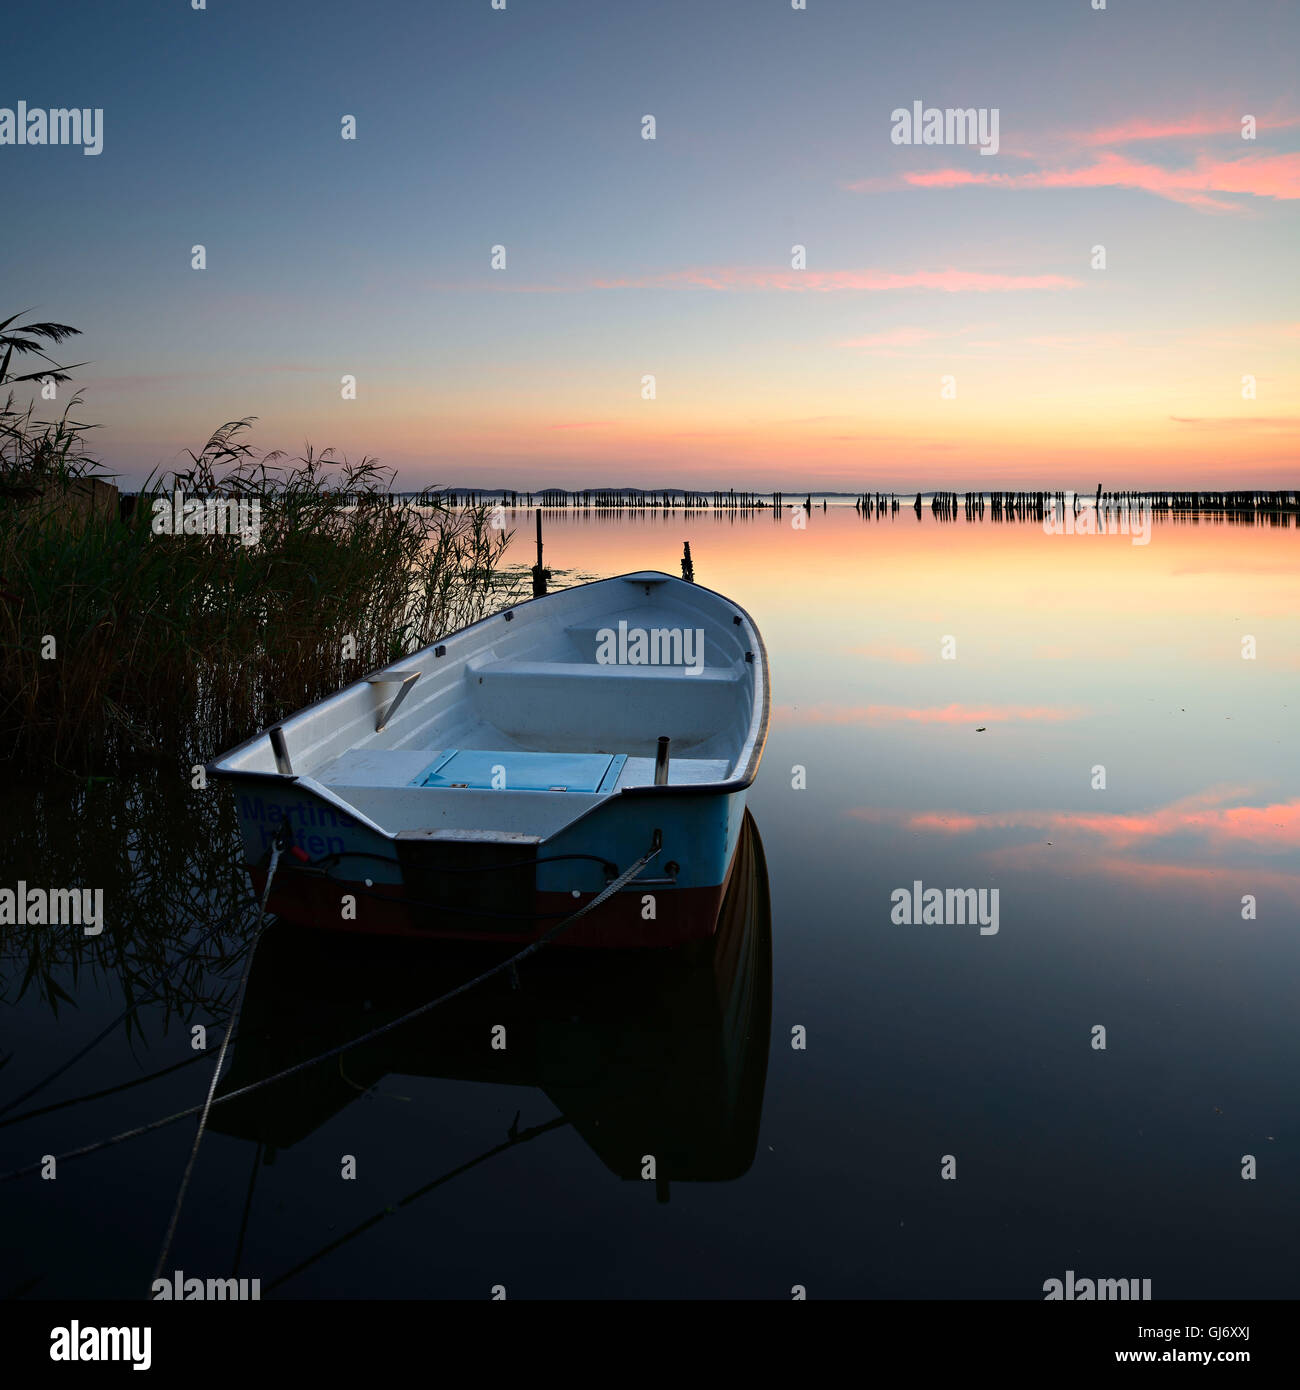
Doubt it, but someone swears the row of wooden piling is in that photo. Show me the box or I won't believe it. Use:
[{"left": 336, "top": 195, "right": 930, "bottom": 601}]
[
  {"left": 118, "top": 486, "right": 1300, "bottom": 516},
  {"left": 855, "top": 493, "right": 902, "bottom": 515},
  {"left": 444, "top": 489, "right": 774, "bottom": 510},
  {"left": 446, "top": 488, "right": 1300, "bottom": 514},
  {"left": 1089, "top": 489, "right": 1298, "bottom": 512},
  {"left": 899, "top": 489, "right": 1300, "bottom": 519}
]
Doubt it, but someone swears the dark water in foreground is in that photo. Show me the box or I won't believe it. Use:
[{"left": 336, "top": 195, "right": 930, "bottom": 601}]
[{"left": 3, "top": 507, "right": 1298, "bottom": 1299}]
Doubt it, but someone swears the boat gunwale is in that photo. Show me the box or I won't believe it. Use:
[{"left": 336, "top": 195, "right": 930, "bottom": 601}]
[{"left": 205, "top": 570, "right": 770, "bottom": 824}]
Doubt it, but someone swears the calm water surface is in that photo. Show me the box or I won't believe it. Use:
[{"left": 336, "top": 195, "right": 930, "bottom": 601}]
[{"left": 3, "top": 505, "right": 1297, "bottom": 1299}]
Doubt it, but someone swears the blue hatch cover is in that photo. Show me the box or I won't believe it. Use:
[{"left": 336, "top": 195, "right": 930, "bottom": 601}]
[{"left": 413, "top": 749, "right": 624, "bottom": 793}]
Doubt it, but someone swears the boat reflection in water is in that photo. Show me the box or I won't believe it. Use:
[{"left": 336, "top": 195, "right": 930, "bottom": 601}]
[{"left": 212, "top": 812, "right": 771, "bottom": 1192}]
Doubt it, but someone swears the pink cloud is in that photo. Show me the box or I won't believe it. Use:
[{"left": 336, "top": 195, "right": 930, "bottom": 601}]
[
  {"left": 896, "top": 150, "right": 1300, "bottom": 211},
  {"left": 984, "top": 845, "right": 1300, "bottom": 903},
  {"left": 1070, "top": 112, "right": 1300, "bottom": 147},
  {"left": 1072, "top": 113, "right": 1299, "bottom": 146},
  {"left": 851, "top": 790, "right": 1300, "bottom": 854},
  {"left": 776, "top": 702, "right": 1085, "bottom": 725},
  {"left": 426, "top": 267, "right": 1080, "bottom": 295},
  {"left": 591, "top": 267, "right": 1079, "bottom": 293}
]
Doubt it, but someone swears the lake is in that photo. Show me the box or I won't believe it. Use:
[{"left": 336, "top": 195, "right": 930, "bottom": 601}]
[{"left": 3, "top": 501, "right": 1297, "bottom": 1300}]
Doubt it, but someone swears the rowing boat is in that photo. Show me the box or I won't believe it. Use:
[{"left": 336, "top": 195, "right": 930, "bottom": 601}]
[{"left": 207, "top": 571, "right": 769, "bottom": 946}]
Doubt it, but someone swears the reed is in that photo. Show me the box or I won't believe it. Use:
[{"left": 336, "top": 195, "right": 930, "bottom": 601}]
[
  {"left": 0, "top": 412, "right": 521, "bottom": 772},
  {"left": 0, "top": 767, "right": 255, "bottom": 1030}
]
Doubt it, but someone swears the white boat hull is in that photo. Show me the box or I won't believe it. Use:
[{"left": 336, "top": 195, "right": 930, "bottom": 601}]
[{"left": 210, "top": 572, "right": 769, "bottom": 947}]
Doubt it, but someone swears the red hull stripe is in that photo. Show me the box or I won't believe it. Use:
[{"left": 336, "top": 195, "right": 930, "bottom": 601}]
[{"left": 248, "top": 857, "right": 735, "bottom": 948}]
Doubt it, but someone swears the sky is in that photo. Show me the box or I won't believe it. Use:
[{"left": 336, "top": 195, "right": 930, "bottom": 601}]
[{"left": 5, "top": 0, "right": 1298, "bottom": 490}]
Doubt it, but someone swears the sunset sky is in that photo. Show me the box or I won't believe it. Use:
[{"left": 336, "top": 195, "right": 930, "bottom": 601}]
[{"left": 10, "top": 0, "right": 1299, "bottom": 489}]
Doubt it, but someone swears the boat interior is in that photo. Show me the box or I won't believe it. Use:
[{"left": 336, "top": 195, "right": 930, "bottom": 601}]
[{"left": 213, "top": 573, "right": 767, "bottom": 840}]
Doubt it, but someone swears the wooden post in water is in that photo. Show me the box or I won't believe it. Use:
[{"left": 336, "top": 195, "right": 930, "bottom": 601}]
[
  {"left": 531, "top": 509, "right": 550, "bottom": 597},
  {"left": 681, "top": 541, "right": 695, "bottom": 582}
]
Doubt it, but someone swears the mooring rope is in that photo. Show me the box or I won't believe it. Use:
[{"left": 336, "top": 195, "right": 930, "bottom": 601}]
[
  {"left": 149, "top": 823, "right": 291, "bottom": 1284},
  {"left": 0, "top": 834, "right": 662, "bottom": 1189},
  {"left": 264, "top": 1113, "right": 570, "bottom": 1294},
  {"left": 0, "top": 1045, "right": 233, "bottom": 1132}
]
